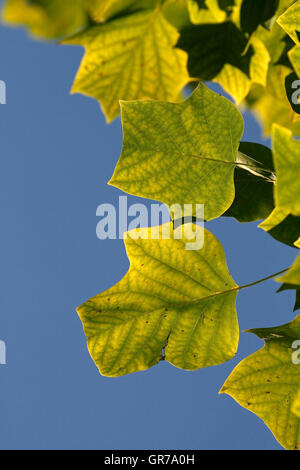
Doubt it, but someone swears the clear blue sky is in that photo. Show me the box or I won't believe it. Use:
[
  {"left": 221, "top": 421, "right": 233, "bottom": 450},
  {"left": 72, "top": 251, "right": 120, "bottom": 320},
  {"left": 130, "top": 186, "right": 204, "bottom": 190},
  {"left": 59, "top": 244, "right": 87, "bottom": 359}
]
[{"left": 0, "top": 7, "right": 298, "bottom": 450}]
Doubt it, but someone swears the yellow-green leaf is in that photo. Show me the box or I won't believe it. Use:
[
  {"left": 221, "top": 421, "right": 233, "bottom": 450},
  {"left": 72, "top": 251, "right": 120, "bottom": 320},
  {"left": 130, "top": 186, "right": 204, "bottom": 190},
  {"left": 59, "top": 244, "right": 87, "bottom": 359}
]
[
  {"left": 187, "top": 0, "right": 227, "bottom": 24},
  {"left": 293, "top": 389, "right": 300, "bottom": 417},
  {"left": 63, "top": 8, "right": 189, "bottom": 122},
  {"left": 278, "top": 254, "right": 300, "bottom": 286},
  {"left": 260, "top": 124, "right": 300, "bottom": 244},
  {"left": 77, "top": 223, "right": 239, "bottom": 377},
  {"left": 221, "top": 314, "right": 300, "bottom": 450},
  {"left": 248, "top": 88, "right": 300, "bottom": 136},
  {"left": 109, "top": 83, "right": 244, "bottom": 221},
  {"left": 178, "top": 22, "right": 270, "bottom": 104},
  {"left": 277, "top": 0, "right": 300, "bottom": 44},
  {"left": 289, "top": 43, "right": 300, "bottom": 76},
  {"left": 2, "top": 0, "right": 87, "bottom": 39},
  {"left": 277, "top": 255, "right": 300, "bottom": 312},
  {"left": 80, "top": 0, "right": 158, "bottom": 22}
]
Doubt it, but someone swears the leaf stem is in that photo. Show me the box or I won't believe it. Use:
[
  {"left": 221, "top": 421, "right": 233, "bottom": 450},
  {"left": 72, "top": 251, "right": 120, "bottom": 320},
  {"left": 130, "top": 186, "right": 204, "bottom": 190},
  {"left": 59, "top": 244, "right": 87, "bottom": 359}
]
[
  {"left": 238, "top": 268, "right": 290, "bottom": 291},
  {"left": 191, "top": 267, "right": 291, "bottom": 305}
]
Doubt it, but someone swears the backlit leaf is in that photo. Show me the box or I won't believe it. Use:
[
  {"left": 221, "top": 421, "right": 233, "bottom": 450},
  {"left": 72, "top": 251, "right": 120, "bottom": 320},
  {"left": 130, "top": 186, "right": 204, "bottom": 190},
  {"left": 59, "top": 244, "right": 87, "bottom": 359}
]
[
  {"left": 110, "top": 83, "right": 244, "bottom": 221},
  {"left": 293, "top": 389, "right": 300, "bottom": 417},
  {"left": 224, "top": 142, "right": 275, "bottom": 222},
  {"left": 277, "top": 0, "right": 300, "bottom": 44},
  {"left": 277, "top": 254, "right": 300, "bottom": 312},
  {"left": 2, "top": 0, "right": 87, "bottom": 39},
  {"left": 77, "top": 223, "right": 239, "bottom": 377},
  {"left": 177, "top": 22, "right": 270, "bottom": 103},
  {"left": 289, "top": 43, "right": 300, "bottom": 76},
  {"left": 260, "top": 124, "right": 300, "bottom": 244},
  {"left": 240, "top": 0, "right": 280, "bottom": 36},
  {"left": 187, "top": 0, "right": 227, "bottom": 24},
  {"left": 221, "top": 314, "right": 300, "bottom": 450},
  {"left": 63, "top": 8, "right": 189, "bottom": 121},
  {"left": 80, "top": 0, "right": 158, "bottom": 22}
]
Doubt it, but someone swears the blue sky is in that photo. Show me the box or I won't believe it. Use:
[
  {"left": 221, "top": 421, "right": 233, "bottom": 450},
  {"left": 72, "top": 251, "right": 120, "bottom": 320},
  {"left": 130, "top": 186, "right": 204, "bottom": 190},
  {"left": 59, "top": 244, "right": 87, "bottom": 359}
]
[{"left": 0, "top": 8, "right": 298, "bottom": 450}]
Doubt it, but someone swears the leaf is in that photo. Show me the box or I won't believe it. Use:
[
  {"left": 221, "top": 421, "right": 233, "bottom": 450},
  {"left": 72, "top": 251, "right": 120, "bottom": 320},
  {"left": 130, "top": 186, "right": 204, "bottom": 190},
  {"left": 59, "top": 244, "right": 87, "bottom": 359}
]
[
  {"left": 224, "top": 142, "right": 275, "bottom": 222},
  {"left": 77, "top": 223, "right": 239, "bottom": 377},
  {"left": 289, "top": 43, "right": 300, "bottom": 77},
  {"left": 63, "top": 8, "right": 189, "bottom": 122},
  {"left": 109, "top": 83, "right": 244, "bottom": 221},
  {"left": 2, "top": 0, "right": 87, "bottom": 39},
  {"left": 268, "top": 214, "right": 300, "bottom": 247},
  {"left": 79, "top": 0, "right": 158, "bottom": 22},
  {"left": 187, "top": 0, "right": 227, "bottom": 24},
  {"left": 240, "top": 0, "right": 280, "bottom": 37},
  {"left": 276, "top": 254, "right": 300, "bottom": 313},
  {"left": 293, "top": 389, "right": 300, "bottom": 417},
  {"left": 278, "top": 254, "right": 300, "bottom": 286},
  {"left": 177, "top": 22, "right": 270, "bottom": 104},
  {"left": 277, "top": 0, "right": 300, "bottom": 44},
  {"left": 160, "top": 0, "right": 191, "bottom": 30},
  {"left": 277, "top": 283, "right": 300, "bottom": 311},
  {"left": 260, "top": 124, "right": 300, "bottom": 244},
  {"left": 248, "top": 88, "right": 300, "bottom": 137},
  {"left": 221, "top": 314, "right": 300, "bottom": 450}
]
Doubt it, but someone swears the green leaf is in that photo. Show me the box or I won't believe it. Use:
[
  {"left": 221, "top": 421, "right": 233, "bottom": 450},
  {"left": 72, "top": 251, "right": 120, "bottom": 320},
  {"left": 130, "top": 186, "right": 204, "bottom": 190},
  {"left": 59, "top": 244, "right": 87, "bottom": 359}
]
[
  {"left": 240, "top": 0, "right": 280, "bottom": 37},
  {"left": 77, "top": 223, "right": 239, "bottom": 377},
  {"left": 224, "top": 142, "right": 275, "bottom": 222},
  {"left": 221, "top": 314, "right": 300, "bottom": 450},
  {"left": 63, "top": 8, "right": 189, "bottom": 122},
  {"left": 277, "top": 283, "right": 300, "bottom": 311},
  {"left": 260, "top": 124, "right": 300, "bottom": 244},
  {"left": 293, "top": 389, "right": 300, "bottom": 417},
  {"left": 2, "top": 0, "right": 87, "bottom": 39},
  {"left": 109, "top": 83, "right": 244, "bottom": 221},
  {"left": 289, "top": 43, "right": 300, "bottom": 76},
  {"left": 187, "top": 0, "right": 227, "bottom": 24},
  {"left": 277, "top": 0, "right": 300, "bottom": 44},
  {"left": 247, "top": 88, "right": 300, "bottom": 137},
  {"left": 278, "top": 254, "right": 300, "bottom": 284},
  {"left": 79, "top": 0, "right": 158, "bottom": 22},
  {"left": 277, "top": 255, "right": 300, "bottom": 312},
  {"left": 177, "top": 22, "right": 270, "bottom": 103},
  {"left": 268, "top": 214, "right": 300, "bottom": 247}
]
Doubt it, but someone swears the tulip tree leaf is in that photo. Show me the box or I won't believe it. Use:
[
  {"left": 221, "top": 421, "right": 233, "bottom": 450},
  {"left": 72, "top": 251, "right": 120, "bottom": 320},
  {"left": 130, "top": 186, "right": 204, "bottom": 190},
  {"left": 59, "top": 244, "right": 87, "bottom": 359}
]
[
  {"left": 2, "top": 0, "right": 87, "bottom": 39},
  {"left": 77, "top": 223, "right": 239, "bottom": 377},
  {"left": 110, "top": 83, "right": 244, "bottom": 221},
  {"left": 290, "top": 43, "right": 300, "bottom": 77},
  {"left": 224, "top": 142, "right": 275, "bottom": 222},
  {"left": 277, "top": 283, "right": 300, "bottom": 312},
  {"left": 63, "top": 8, "right": 189, "bottom": 122},
  {"left": 260, "top": 124, "right": 300, "bottom": 246},
  {"left": 221, "top": 313, "right": 300, "bottom": 450},
  {"left": 277, "top": 0, "right": 300, "bottom": 44},
  {"left": 177, "top": 22, "right": 270, "bottom": 104},
  {"left": 80, "top": 0, "right": 159, "bottom": 22},
  {"left": 187, "top": 0, "right": 227, "bottom": 24},
  {"left": 240, "top": 0, "right": 280, "bottom": 37},
  {"left": 293, "top": 389, "right": 300, "bottom": 417},
  {"left": 248, "top": 89, "right": 300, "bottom": 137},
  {"left": 277, "top": 255, "right": 300, "bottom": 312},
  {"left": 268, "top": 215, "right": 300, "bottom": 247}
]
